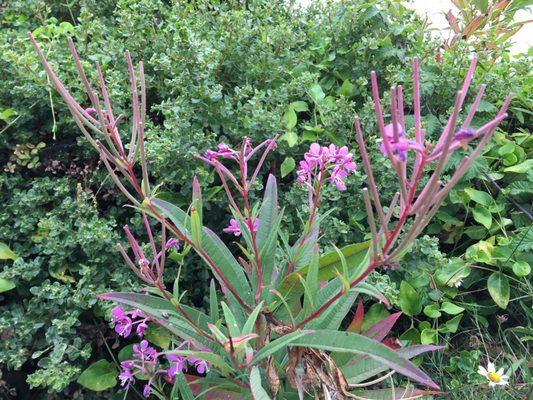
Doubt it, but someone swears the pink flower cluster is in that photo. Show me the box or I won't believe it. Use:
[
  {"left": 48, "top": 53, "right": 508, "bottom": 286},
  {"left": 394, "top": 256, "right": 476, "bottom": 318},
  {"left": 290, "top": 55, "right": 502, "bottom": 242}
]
[
  {"left": 378, "top": 123, "right": 423, "bottom": 162},
  {"left": 204, "top": 138, "right": 255, "bottom": 161},
  {"left": 119, "top": 339, "right": 210, "bottom": 398},
  {"left": 112, "top": 306, "right": 148, "bottom": 338},
  {"left": 223, "top": 217, "right": 260, "bottom": 237},
  {"left": 296, "top": 143, "right": 357, "bottom": 191}
]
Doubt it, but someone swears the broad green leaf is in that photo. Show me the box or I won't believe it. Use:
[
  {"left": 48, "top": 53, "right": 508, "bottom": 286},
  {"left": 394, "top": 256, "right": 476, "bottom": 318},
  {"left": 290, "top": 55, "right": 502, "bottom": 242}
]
[
  {"left": 423, "top": 304, "right": 441, "bottom": 318},
  {"left": 77, "top": 359, "right": 117, "bottom": 391},
  {"left": 420, "top": 328, "right": 437, "bottom": 344},
  {"left": 280, "top": 131, "right": 298, "bottom": 147},
  {"left": 145, "top": 325, "right": 171, "bottom": 348},
  {"left": 337, "top": 79, "right": 357, "bottom": 98},
  {"left": 290, "top": 101, "right": 308, "bottom": 112},
  {"left": 291, "top": 330, "right": 439, "bottom": 389},
  {"left": 250, "top": 366, "right": 272, "bottom": 400},
  {"left": 280, "top": 156, "right": 295, "bottom": 178},
  {"left": 464, "top": 188, "right": 492, "bottom": 205},
  {"left": 512, "top": 261, "right": 530, "bottom": 277},
  {"left": 399, "top": 281, "right": 422, "bottom": 317},
  {"left": 351, "top": 387, "right": 441, "bottom": 399},
  {"left": 487, "top": 272, "right": 510, "bottom": 309},
  {"left": 473, "top": 205, "right": 492, "bottom": 229},
  {"left": 440, "top": 302, "right": 464, "bottom": 315},
  {"left": 282, "top": 108, "right": 297, "bottom": 129},
  {"left": 309, "top": 83, "right": 325, "bottom": 103},
  {"left": 0, "top": 243, "right": 17, "bottom": 260},
  {"left": 0, "top": 278, "right": 16, "bottom": 293},
  {"left": 504, "top": 159, "right": 532, "bottom": 173},
  {"left": 252, "top": 331, "right": 312, "bottom": 364},
  {"left": 440, "top": 314, "right": 463, "bottom": 334}
]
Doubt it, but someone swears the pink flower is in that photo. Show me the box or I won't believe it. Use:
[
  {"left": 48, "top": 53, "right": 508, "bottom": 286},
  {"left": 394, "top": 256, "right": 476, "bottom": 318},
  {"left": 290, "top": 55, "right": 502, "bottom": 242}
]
[
  {"left": 112, "top": 306, "right": 133, "bottom": 338},
  {"left": 118, "top": 360, "right": 135, "bottom": 388},
  {"left": 454, "top": 127, "right": 474, "bottom": 141},
  {"left": 223, "top": 218, "right": 259, "bottom": 236},
  {"left": 330, "top": 167, "right": 349, "bottom": 191},
  {"left": 304, "top": 142, "right": 327, "bottom": 168},
  {"left": 223, "top": 218, "right": 241, "bottom": 236},
  {"left": 296, "top": 160, "right": 311, "bottom": 184},
  {"left": 167, "top": 354, "right": 185, "bottom": 376},
  {"left": 379, "top": 123, "right": 421, "bottom": 162},
  {"left": 165, "top": 238, "right": 180, "bottom": 251},
  {"left": 85, "top": 107, "right": 96, "bottom": 116}
]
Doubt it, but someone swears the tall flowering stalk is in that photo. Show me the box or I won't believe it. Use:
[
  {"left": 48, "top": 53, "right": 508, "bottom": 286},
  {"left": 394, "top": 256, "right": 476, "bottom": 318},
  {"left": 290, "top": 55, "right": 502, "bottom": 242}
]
[{"left": 30, "top": 32, "right": 510, "bottom": 398}]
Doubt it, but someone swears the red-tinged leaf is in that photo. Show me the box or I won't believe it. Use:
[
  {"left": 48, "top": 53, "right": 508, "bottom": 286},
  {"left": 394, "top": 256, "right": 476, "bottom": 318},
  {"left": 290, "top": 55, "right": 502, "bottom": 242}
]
[
  {"left": 463, "top": 15, "right": 485, "bottom": 38},
  {"left": 364, "top": 312, "right": 402, "bottom": 342},
  {"left": 495, "top": 0, "right": 510, "bottom": 11},
  {"left": 347, "top": 299, "right": 364, "bottom": 333},
  {"left": 446, "top": 11, "right": 460, "bottom": 33}
]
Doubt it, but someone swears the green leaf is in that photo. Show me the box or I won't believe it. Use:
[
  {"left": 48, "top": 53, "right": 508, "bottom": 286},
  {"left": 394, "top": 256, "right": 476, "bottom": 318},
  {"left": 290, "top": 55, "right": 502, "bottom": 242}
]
[
  {"left": 221, "top": 302, "right": 241, "bottom": 338},
  {"left": 252, "top": 331, "right": 312, "bottom": 364},
  {"left": 154, "top": 198, "right": 252, "bottom": 303},
  {"left": 282, "top": 108, "right": 297, "bottom": 129},
  {"left": 77, "top": 360, "right": 117, "bottom": 391},
  {"left": 290, "top": 101, "right": 309, "bottom": 112},
  {"left": 472, "top": 205, "right": 492, "bottom": 230},
  {"left": 440, "top": 302, "right": 464, "bottom": 315},
  {"left": 291, "top": 330, "right": 439, "bottom": 389},
  {"left": 512, "top": 261, "right": 530, "bottom": 277},
  {"left": 464, "top": 188, "right": 492, "bottom": 205},
  {"left": 504, "top": 159, "right": 533, "bottom": 173},
  {"left": 250, "top": 366, "right": 272, "bottom": 400},
  {"left": 172, "top": 373, "right": 194, "bottom": 400},
  {"left": 145, "top": 325, "right": 171, "bottom": 348},
  {"left": 420, "top": 329, "right": 437, "bottom": 344},
  {"left": 280, "top": 131, "right": 298, "bottom": 147},
  {"left": 337, "top": 79, "right": 357, "bottom": 98},
  {"left": 280, "top": 156, "right": 296, "bottom": 178},
  {"left": 0, "top": 278, "right": 16, "bottom": 293},
  {"left": 487, "top": 273, "right": 510, "bottom": 309},
  {"left": 399, "top": 281, "right": 422, "bottom": 317},
  {"left": 309, "top": 83, "right": 325, "bottom": 103},
  {"left": 242, "top": 302, "right": 263, "bottom": 335},
  {"left": 440, "top": 314, "right": 463, "bottom": 334},
  {"left": 423, "top": 304, "right": 441, "bottom": 318},
  {"left": 0, "top": 242, "right": 17, "bottom": 260},
  {"left": 209, "top": 279, "right": 220, "bottom": 323}
]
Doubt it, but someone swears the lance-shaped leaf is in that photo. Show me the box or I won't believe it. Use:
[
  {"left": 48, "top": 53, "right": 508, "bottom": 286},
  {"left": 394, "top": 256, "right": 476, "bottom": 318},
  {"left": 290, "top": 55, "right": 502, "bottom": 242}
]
[
  {"left": 221, "top": 302, "right": 241, "bottom": 338},
  {"left": 351, "top": 388, "right": 442, "bottom": 399},
  {"left": 250, "top": 366, "right": 272, "bottom": 400},
  {"left": 290, "top": 330, "right": 440, "bottom": 389},
  {"left": 242, "top": 302, "right": 264, "bottom": 335},
  {"left": 153, "top": 198, "right": 252, "bottom": 303},
  {"left": 99, "top": 292, "right": 215, "bottom": 350},
  {"left": 341, "top": 345, "right": 443, "bottom": 384},
  {"left": 279, "top": 241, "right": 370, "bottom": 298},
  {"left": 210, "top": 279, "right": 220, "bottom": 323},
  {"left": 365, "top": 312, "right": 402, "bottom": 342},
  {"left": 252, "top": 330, "right": 314, "bottom": 365}
]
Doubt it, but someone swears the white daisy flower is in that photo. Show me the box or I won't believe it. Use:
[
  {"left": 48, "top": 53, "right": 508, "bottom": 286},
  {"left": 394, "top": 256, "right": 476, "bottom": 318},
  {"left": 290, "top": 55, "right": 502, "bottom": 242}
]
[{"left": 478, "top": 361, "right": 509, "bottom": 387}]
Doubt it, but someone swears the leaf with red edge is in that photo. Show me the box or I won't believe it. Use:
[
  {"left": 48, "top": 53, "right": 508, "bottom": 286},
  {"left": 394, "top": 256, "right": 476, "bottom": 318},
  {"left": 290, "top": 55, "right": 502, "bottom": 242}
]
[
  {"left": 364, "top": 312, "right": 402, "bottom": 342},
  {"left": 347, "top": 299, "right": 365, "bottom": 333}
]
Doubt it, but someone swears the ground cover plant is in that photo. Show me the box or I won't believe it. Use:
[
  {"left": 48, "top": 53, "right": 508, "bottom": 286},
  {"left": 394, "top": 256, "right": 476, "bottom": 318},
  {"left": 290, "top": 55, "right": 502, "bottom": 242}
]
[{"left": 0, "top": 0, "right": 531, "bottom": 398}]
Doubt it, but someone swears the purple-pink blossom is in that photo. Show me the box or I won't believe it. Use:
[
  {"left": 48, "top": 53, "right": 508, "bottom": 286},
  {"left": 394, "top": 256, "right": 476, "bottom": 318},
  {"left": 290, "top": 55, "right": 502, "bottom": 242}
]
[
  {"left": 297, "top": 143, "right": 356, "bottom": 191},
  {"left": 223, "top": 217, "right": 259, "bottom": 236},
  {"left": 454, "top": 127, "right": 474, "bottom": 141},
  {"left": 378, "top": 123, "right": 423, "bottom": 162},
  {"left": 112, "top": 306, "right": 149, "bottom": 338}
]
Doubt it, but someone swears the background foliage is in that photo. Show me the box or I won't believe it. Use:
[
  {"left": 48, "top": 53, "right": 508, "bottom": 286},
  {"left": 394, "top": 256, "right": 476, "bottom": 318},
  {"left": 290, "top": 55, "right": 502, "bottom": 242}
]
[{"left": 0, "top": 0, "right": 530, "bottom": 398}]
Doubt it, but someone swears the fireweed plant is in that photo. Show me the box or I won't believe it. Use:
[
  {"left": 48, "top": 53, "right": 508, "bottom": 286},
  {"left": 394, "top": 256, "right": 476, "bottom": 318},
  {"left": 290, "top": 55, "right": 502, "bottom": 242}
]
[{"left": 30, "top": 34, "right": 511, "bottom": 399}]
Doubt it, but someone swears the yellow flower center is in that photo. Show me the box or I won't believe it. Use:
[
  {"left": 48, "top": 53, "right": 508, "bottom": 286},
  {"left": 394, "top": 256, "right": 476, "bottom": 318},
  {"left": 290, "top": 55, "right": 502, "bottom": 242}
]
[{"left": 487, "top": 372, "right": 501, "bottom": 383}]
